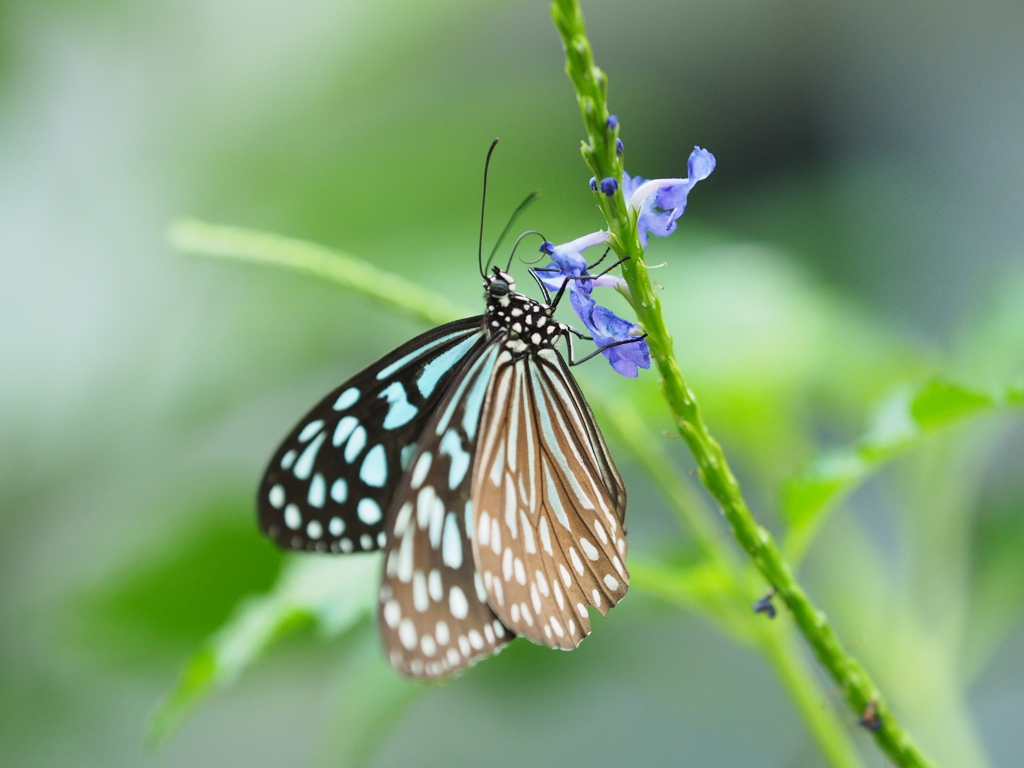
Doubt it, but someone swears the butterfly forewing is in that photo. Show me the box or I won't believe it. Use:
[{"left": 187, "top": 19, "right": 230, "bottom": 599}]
[
  {"left": 470, "top": 348, "right": 628, "bottom": 648},
  {"left": 259, "top": 317, "right": 486, "bottom": 553},
  {"left": 378, "top": 343, "right": 512, "bottom": 677}
]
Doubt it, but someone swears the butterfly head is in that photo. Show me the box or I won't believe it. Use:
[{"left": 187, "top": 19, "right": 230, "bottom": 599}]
[{"left": 484, "top": 266, "right": 516, "bottom": 306}]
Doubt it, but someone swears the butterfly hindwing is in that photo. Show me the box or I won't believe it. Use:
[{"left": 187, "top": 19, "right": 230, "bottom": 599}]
[
  {"left": 378, "top": 342, "right": 513, "bottom": 677},
  {"left": 258, "top": 317, "right": 486, "bottom": 553},
  {"left": 470, "top": 347, "right": 628, "bottom": 648}
]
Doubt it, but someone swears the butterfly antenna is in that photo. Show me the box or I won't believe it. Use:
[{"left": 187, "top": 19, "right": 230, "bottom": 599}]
[
  {"left": 505, "top": 230, "right": 548, "bottom": 270},
  {"left": 484, "top": 190, "right": 540, "bottom": 274},
  {"left": 478, "top": 138, "right": 500, "bottom": 278}
]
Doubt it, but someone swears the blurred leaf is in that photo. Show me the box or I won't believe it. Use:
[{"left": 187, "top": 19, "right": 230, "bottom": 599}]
[
  {"left": 148, "top": 553, "right": 380, "bottom": 746},
  {"left": 313, "top": 632, "right": 424, "bottom": 768},
  {"left": 170, "top": 219, "right": 466, "bottom": 327},
  {"left": 647, "top": 241, "right": 926, "bottom": 487},
  {"left": 628, "top": 556, "right": 753, "bottom": 644},
  {"left": 783, "top": 378, "right": 1023, "bottom": 562},
  {"left": 75, "top": 495, "right": 282, "bottom": 660},
  {"left": 964, "top": 499, "right": 1024, "bottom": 682}
]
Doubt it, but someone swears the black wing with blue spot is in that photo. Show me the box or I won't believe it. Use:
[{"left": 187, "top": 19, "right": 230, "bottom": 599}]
[{"left": 258, "top": 316, "right": 487, "bottom": 553}]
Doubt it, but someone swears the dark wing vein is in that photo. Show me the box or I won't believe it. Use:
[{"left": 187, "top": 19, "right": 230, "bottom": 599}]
[
  {"left": 258, "top": 316, "right": 486, "bottom": 553},
  {"left": 378, "top": 341, "right": 512, "bottom": 677},
  {"left": 470, "top": 348, "right": 628, "bottom": 649}
]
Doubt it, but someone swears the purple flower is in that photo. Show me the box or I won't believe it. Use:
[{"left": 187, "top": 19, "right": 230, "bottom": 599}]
[
  {"left": 624, "top": 146, "right": 715, "bottom": 247},
  {"left": 599, "top": 177, "right": 619, "bottom": 196},
  {"left": 535, "top": 232, "right": 650, "bottom": 378},
  {"left": 573, "top": 295, "right": 651, "bottom": 377}
]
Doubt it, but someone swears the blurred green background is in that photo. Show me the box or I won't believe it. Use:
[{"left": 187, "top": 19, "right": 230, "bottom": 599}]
[{"left": 1, "top": 0, "right": 1023, "bottom": 766}]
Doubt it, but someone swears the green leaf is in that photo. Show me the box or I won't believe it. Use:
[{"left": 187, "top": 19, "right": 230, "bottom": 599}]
[
  {"left": 909, "top": 379, "right": 994, "bottom": 427},
  {"left": 75, "top": 500, "right": 282, "bottom": 661},
  {"left": 628, "top": 557, "right": 753, "bottom": 643},
  {"left": 783, "top": 377, "right": 1022, "bottom": 562},
  {"left": 148, "top": 554, "right": 380, "bottom": 746}
]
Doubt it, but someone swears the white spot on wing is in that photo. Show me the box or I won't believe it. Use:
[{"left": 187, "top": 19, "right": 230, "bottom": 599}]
[
  {"left": 284, "top": 504, "right": 301, "bottom": 530},
  {"left": 428, "top": 569, "right": 443, "bottom": 602},
  {"left": 399, "top": 618, "right": 417, "bottom": 649},
  {"left": 580, "top": 537, "right": 600, "bottom": 561},
  {"left": 570, "top": 546, "right": 584, "bottom": 575},
  {"left": 268, "top": 485, "right": 285, "bottom": 509},
  {"left": 413, "top": 571, "right": 428, "bottom": 612},
  {"left": 410, "top": 452, "right": 432, "bottom": 489},
  {"left": 442, "top": 513, "right": 462, "bottom": 568},
  {"left": 357, "top": 498, "right": 382, "bottom": 525},
  {"left": 449, "top": 586, "right": 469, "bottom": 619}
]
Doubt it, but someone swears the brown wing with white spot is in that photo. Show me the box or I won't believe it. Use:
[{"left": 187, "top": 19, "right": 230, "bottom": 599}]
[
  {"left": 378, "top": 344, "right": 512, "bottom": 677},
  {"left": 469, "top": 348, "right": 628, "bottom": 649}
]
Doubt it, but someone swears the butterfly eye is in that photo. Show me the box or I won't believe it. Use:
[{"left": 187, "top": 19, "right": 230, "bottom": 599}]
[{"left": 488, "top": 278, "right": 509, "bottom": 297}]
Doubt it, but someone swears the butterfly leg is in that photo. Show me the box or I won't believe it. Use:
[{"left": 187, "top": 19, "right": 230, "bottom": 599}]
[
  {"left": 563, "top": 329, "right": 649, "bottom": 367},
  {"left": 541, "top": 255, "right": 632, "bottom": 312}
]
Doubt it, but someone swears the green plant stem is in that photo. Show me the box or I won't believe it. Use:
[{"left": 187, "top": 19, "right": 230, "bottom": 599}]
[
  {"left": 169, "top": 218, "right": 465, "bottom": 327},
  {"left": 550, "top": 2, "right": 937, "bottom": 766},
  {"left": 630, "top": 559, "right": 863, "bottom": 768}
]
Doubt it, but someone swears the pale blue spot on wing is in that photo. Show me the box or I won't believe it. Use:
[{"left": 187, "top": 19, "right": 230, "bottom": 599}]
[
  {"left": 357, "top": 498, "right": 383, "bottom": 525},
  {"left": 294, "top": 432, "right": 326, "bottom": 480},
  {"left": 375, "top": 331, "right": 465, "bottom": 381},
  {"left": 359, "top": 444, "right": 388, "bottom": 488},
  {"left": 462, "top": 352, "right": 498, "bottom": 440},
  {"left": 344, "top": 426, "right": 366, "bottom": 463},
  {"left": 329, "top": 516, "right": 345, "bottom": 536},
  {"left": 416, "top": 334, "right": 480, "bottom": 398},
  {"left": 436, "top": 346, "right": 501, "bottom": 436},
  {"left": 333, "top": 387, "right": 360, "bottom": 411},
  {"left": 308, "top": 473, "right": 326, "bottom": 507},
  {"left": 280, "top": 449, "right": 297, "bottom": 470},
  {"left": 333, "top": 416, "right": 359, "bottom": 447},
  {"left": 284, "top": 504, "right": 302, "bottom": 530},
  {"left": 400, "top": 444, "right": 416, "bottom": 471},
  {"left": 298, "top": 420, "right": 324, "bottom": 442},
  {"left": 545, "top": 468, "right": 571, "bottom": 530},
  {"left": 440, "top": 429, "right": 471, "bottom": 490},
  {"left": 330, "top": 478, "right": 348, "bottom": 503},
  {"left": 379, "top": 382, "right": 418, "bottom": 430},
  {"left": 464, "top": 500, "right": 474, "bottom": 540}
]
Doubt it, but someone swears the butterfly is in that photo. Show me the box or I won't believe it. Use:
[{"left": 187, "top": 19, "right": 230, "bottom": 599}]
[{"left": 257, "top": 144, "right": 638, "bottom": 677}]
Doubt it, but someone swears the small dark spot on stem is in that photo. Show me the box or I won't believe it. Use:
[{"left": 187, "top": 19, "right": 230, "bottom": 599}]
[
  {"left": 859, "top": 701, "right": 882, "bottom": 732},
  {"left": 753, "top": 590, "right": 777, "bottom": 619}
]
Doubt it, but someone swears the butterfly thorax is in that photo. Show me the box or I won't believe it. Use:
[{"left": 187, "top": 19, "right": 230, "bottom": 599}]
[{"left": 483, "top": 268, "right": 565, "bottom": 356}]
